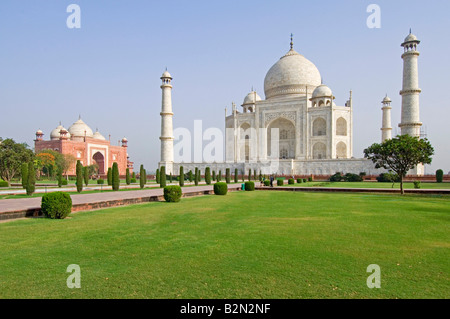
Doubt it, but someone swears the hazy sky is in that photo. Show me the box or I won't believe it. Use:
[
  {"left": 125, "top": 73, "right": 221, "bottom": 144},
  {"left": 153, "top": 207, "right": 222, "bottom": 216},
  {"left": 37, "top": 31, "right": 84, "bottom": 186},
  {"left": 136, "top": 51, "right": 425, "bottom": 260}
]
[{"left": 1, "top": 0, "right": 449, "bottom": 174}]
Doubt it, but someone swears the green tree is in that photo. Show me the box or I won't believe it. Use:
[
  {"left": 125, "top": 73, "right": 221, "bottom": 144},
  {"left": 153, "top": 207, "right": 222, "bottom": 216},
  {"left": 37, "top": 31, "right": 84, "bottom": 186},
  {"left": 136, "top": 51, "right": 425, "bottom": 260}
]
[
  {"left": 212, "top": 170, "right": 216, "bottom": 181},
  {"left": 248, "top": 169, "right": 252, "bottom": 181},
  {"left": 198, "top": 170, "right": 201, "bottom": 183},
  {"left": 364, "top": 135, "right": 434, "bottom": 194},
  {"left": 0, "top": 138, "right": 34, "bottom": 186},
  {"left": 57, "top": 168, "right": 63, "bottom": 188},
  {"left": 126, "top": 168, "right": 131, "bottom": 185},
  {"left": 107, "top": 167, "right": 112, "bottom": 186},
  {"left": 194, "top": 167, "right": 199, "bottom": 186},
  {"left": 140, "top": 165, "right": 146, "bottom": 189},
  {"left": 436, "top": 169, "right": 444, "bottom": 183},
  {"left": 179, "top": 166, "right": 184, "bottom": 187},
  {"left": 188, "top": 170, "right": 193, "bottom": 183},
  {"left": 21, "top": 163, "right": 28, "bottom": 189},
  {"left": 76, "top": 160, "right": 83, "bottom": 193},
  {"left": 26, "top": 161, "right": 35, "bottom": 196},
  {"left": 234, "top": 168, "right": 238, "bottom": 183},
  {"left": 132, "top": 171, "right": 136, "bottom": 179},
  {"left": 205, "top": 167, "right": 211, "bottom": 185},
  {"left": 226, "top": 168, "right": 231, "bottom": 184},
  {"left": 112, "top": 162, "right": 120, "bottom": 191},
  {"left": 160, "top": 166, "right": 166, "bottom": 188},
  {"left": 170, "top": 173, "right": 173, "bottom": 183},
  {"left": 83, "top": 166, "right": 89, "bottom": 186},
  {"left": 218, "top": 170, "right": 222, "bottom": 182},
  {"left": 156, "top": 168, "right": 160, "bottom": 184}
]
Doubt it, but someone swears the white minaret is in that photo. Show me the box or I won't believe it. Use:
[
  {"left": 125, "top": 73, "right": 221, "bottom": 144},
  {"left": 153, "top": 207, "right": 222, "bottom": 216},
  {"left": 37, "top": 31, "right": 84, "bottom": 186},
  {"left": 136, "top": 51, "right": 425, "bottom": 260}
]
[
  {"left": 159, "top": 70, "right": 174, "bottom": 174},
  {"left": 399, "top": 30, "right": 422, "bottom": 137},
  {"left": 381, "top": 95, "right": 392, "bottom": 142}
]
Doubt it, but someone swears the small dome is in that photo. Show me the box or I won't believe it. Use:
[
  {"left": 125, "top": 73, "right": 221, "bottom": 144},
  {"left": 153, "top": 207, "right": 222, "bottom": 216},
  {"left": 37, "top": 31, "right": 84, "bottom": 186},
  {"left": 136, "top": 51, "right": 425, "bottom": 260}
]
[
  {"left": 36, "top": 129, "right": 43, "bottom": 135},
  {"left": 93, "top": 130, "right": 106, "bottom": 141},
  {"left": 264, "top": 48, "right": 321, "bottom": 99},
  {"left": 312, "top": 84, "right": 333, "bottom": 98},
  {"left": 161, "top": 70, "right": 172, "bottom": 78},
  {"left": 68, "top": 118, "right": 94, "bottom": 138},
  {"left": 242, "top": 91, "right": 262, "bottom": 105},
  {"left": 121, "top": 137, "right": 128, "bottom": 142},
  {"left": 404, "top": 33, "right": 418, "bottom": 43},
  {"left": 50, "top": 125, "right": 63, "bottom": 140},
  {"left": 382, "top": 95, "right": 391, "bottom": 103}
]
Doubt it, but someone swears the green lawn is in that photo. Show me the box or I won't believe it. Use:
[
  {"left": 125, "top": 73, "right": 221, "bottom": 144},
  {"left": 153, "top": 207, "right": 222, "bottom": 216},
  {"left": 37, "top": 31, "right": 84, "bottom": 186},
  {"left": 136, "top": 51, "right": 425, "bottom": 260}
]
[
  {"left": 283, "top": 181, "right": 450, "bottom": 189},
  {"left": 0, "top": 191, "right": 448, "bottom": 299}
]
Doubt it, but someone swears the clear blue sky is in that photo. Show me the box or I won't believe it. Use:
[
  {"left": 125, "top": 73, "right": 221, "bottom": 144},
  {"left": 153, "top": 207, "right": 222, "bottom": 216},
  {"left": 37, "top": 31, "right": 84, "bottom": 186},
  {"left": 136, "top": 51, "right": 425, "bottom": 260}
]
[{"left": 1, "top": 0, "right": 449, "bottom": 174}]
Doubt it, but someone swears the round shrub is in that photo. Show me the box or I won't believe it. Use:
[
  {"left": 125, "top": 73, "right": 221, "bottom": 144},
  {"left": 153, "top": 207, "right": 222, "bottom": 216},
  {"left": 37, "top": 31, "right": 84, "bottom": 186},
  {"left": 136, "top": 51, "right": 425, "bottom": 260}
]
[
  {"left": 41, "top": 192, "right": 72, "bottom": 219},
  {"left": 288, "top": 178, "right": 295, "bottom": 185},
  {"left": 413, "top": 181, "right": 421, "bottom": 189},
  {"left": 61, "top": 179, "right": 68, "bottom": 186},
  {"left": 130, "top": 178, "right": 137, "bottom": 183},
  {"left": 163, "top": 185, "right": 182, "bottom": 202},
  {"left": 303, "top": 179, "right": 307, "bottom": 183},
  {"left": 97, "top": 179, "right": 104, "bottom": 185},
  {"left": 277, "top": 179, "right": 283, "bottom": 186},
  {"left": 297, "top": 178, "right": 303, "bottom": 183},
  {"left": 213, "top": 182, "right": 228, "bottom": 195},
  {"left": 245, "top": 181, "right": 255, "bottom": 191},
  {"left": 264, "top": 180, "right": 270, "bottom": 186}
]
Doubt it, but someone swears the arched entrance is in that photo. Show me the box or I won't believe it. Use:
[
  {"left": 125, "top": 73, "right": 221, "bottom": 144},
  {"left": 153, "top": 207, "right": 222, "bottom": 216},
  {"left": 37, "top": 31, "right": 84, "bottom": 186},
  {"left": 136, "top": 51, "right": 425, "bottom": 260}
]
[
  {"left": 93, "top": 152, "right": 105, "bottom": 174},
  {"left": 267, "top": 118, "right": 296, "bottom": 159}
]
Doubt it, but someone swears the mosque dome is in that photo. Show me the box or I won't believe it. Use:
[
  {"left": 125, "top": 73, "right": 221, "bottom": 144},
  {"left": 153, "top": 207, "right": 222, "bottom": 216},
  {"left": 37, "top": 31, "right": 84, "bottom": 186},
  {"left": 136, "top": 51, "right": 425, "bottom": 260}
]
[
  {"left": 242, "top": 91, "right": 262, "bottom": 105},
  {"left": 264, "top": 45, "right": 321, "bottom": 99},
  {"left": 93, "top": 130, "right": 106, "bottom": 140},
  {"left": 312, "top": 84, "right": 333, "bottom": 98},
  {"left": 68, "top": 118, "right": 94, "bottom": 138},
  {"left": 50, "top": 124, "right": 71, "bottom": 140}
]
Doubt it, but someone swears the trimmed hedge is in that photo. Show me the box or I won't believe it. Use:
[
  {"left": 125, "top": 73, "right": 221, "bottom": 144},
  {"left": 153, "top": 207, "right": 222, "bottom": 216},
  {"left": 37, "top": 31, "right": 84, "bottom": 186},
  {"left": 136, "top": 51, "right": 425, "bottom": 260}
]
[
  {"left": 288, "top": 178, "right": 295, "bottom": 185},
  {"left": 61, "top": 179, "right": 68, "bottom": 186},
  {"left": 41, "top": 192, "right": 72, "bottom": 219},
  {"left": 130, "top": 178, "right": 137, "bottom": 183},
  {"left": 277, "top": 179, "right": 283, "bottom": 186},
  {"left": 97, "top": 179, "right": 104, "bottom": 185},
  {"left": 303, "top": 179, "right": 307, "bottom": 183},
  {"left": 213, "top": 182, "right": 228, "bottom": 195},
  {"left": 413, "top": 181, "right": 421, "bottom": 189},
  {"left": 264, "top": 180, "right": 270, "bottom": 186},
  {"left": 297, "top": 178, "right": 303, "bottom": 183},
  {"left": 163, "top": 185, "right": 182, "bottom": 202},
  {"left": 245, "top": 181, "right": 255, "bottom": 191},
  {"left": 436, "top": 169, "right": 444, "bottom": 183}
]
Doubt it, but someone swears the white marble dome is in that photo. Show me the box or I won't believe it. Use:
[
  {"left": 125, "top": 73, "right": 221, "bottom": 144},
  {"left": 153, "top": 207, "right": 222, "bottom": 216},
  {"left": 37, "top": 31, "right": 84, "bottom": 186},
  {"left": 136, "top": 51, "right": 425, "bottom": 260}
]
[
  {"left": 161, "top": 70, "right": 172, "bottom": 78},
  {"left": 264, "top": 48, "right": 321, "bottom": 99},
  {"left": 404, "top": 33, "right": 418, "bottom": 43},
  {"left": 312, "top": 84, "right": 332, "bottom": 98},
  {"left": 382, "top": 95, "right": 392, "bottom": 103},
  {"left": 93, "top": 130, "right": 106, "bottom": 140},
  {"left": 68, "top": 118, "right": 94, "bottom": 138},
  {"left": 50, "top": 125, "right": 71, "bottom": 140},
  {"left": 242, "top": 91, "right": 262, "bottom": 105}
]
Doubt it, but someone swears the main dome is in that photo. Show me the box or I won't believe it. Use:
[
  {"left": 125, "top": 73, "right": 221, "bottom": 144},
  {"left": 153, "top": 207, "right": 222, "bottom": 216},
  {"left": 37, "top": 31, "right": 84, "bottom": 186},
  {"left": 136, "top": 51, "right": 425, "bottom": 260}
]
[
  {"left": 264, "top": 48, "right": 321, "bottom": 99},
  {"left": 68, "top": 118, "right": 94, "bottom": 138}
]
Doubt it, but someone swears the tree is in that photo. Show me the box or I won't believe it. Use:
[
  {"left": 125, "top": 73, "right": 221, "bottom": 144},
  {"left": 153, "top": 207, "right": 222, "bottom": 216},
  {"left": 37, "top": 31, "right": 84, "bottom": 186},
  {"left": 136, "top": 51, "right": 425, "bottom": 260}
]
[
  {"left": 57, "top": 168, "right": 63, "bottom": 188},
  {"left": 140, "top": 165, "right": 146, "bottom": 189},
  {"left": 188, "top": 170, "right": 193, "bottom": 183},
  {"left": 0, "top": 138, "right": 34, "bottom": 186},
  {"left": 364, "top": 135, "right": 434, "bottom": 194},
  {"left": 160, "top": 166, "right": 166, "bottom": 188},
  {"left": 234, "top": 168, "right": 238, "bottom": 183},
  {"left": 126, "top": 168, "right": 131, "bottom": 185},
  {"left": 107, "top": 167, "right": 112, "bottom": 186},
  {"left": 156, "top": 168, "right": 160, "bottom": 184},
  {"left": 132, "top": 171, "right": 136, "bottom": 179},
  {"left": 170, "top": 173, "right": 173, "bottom": 183},
  {"left": 212, "top": 170, "right": 216, "bottom": 181},
  {"left": 194, "top": 167, "right": 199, "bottom": 186},
  {"left": 197, "top": 170, "right": 201, "bottom": 184},
  {"left": 26, "top": 161, "right": 35, "bottom": 196},
  {"left": 76, "top": 160, "right": 83, "bottom": 193},
  {"left": 205, "top": 167, "right": 211, "bottom": 185},
  {"left": 36, "top": 152, "right": 56, "bottom": 178},
  {"left": 226, "top": 168, "right": 231, "bottom": 184},
  {"left": 218, "top": 170, "right": 222, "bottom": 182},
  {"left": 179, "top": 166, "right": 184, "bottom": 187},
  {"left": 112, "top": 162, "right": 120, "bottom": 191},
  {"left": 83, "top": 165, "right": 89, "bottom": 186},
  {"left": 21, "top": 163, "right": 28, "bottom": 189},
  {"left": 248, "top": 169, "right": 252, "bottom": 181},
  {"left": 436, "top": 169, "right": 444, "bottom": 183}
]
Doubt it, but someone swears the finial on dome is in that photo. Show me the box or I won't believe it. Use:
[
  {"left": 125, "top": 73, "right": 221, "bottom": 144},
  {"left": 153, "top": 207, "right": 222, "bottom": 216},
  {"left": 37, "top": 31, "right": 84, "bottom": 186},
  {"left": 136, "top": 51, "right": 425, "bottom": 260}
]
[
  {"left": 409, "top": 28, "right": 412, "bottom": 34},
  {"left": 290, "top": 33, "right": 294, "bottom": 50}
]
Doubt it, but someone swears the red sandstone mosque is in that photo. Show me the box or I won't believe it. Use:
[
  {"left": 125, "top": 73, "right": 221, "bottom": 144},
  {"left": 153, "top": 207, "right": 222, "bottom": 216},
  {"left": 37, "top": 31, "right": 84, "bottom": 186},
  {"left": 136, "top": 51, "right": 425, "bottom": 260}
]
[{"left": 34, "top": 117, "right": 133, "bottom": 176}]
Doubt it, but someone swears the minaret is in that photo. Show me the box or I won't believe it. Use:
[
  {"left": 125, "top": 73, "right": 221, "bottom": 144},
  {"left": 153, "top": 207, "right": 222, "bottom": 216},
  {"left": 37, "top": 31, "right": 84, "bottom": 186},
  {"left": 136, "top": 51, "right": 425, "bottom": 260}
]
[
  {"left": 159, "top": 69, "right": 174, "bottom": 174},
  {"left": 399, "top": 30, "right": 422, "bottom": 137},
  {"left": 381, "top": 95, "right": 392, "bottom": 142}
]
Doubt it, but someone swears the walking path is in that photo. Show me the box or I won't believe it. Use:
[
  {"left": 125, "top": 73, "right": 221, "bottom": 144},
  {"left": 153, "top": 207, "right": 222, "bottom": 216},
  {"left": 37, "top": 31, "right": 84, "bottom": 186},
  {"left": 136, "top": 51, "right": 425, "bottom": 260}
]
[{"left": 0, "top": 183, "right": 245, "bottom": 221}]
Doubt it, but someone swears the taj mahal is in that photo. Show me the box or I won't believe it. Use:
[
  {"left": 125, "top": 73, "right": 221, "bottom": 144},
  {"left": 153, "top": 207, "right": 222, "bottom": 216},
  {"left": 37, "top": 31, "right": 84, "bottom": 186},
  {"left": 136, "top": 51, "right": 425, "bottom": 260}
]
[{"left": 158, "top": 32, "right": 424, "bottom": 176}]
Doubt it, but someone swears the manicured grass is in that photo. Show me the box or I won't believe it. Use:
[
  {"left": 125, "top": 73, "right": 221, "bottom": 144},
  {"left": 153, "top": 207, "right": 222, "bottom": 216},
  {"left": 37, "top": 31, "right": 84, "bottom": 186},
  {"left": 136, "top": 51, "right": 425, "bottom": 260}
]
[
  {"left": 0, "top": 191, "right": 448, "bottom": 299},
  {"left": 284, "top": 181, "right": 450, "bottom": 189}
]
